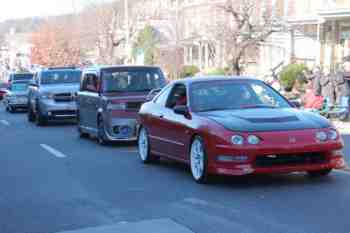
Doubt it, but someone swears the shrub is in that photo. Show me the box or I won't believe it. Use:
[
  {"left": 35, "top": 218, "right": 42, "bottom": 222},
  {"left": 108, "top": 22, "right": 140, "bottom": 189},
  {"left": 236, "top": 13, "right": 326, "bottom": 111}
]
[
  {"left": 279, "top": 64, "right": 307, "bottom": 92},
  {"left": 180, "top": 65, "right": 200, "bottom": 78},
  {"left": 205, "top": 67, "right": 226, "bottom": 75}
]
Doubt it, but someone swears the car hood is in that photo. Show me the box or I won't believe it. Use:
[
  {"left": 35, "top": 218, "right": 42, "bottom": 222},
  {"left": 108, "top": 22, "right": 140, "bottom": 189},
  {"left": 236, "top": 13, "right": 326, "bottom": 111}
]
[
  {"left": 40, "top": 83, "right": 80, "bottom": 94},
  {"left": 199, "top": 108, "right": 331, "bottom": 132}
]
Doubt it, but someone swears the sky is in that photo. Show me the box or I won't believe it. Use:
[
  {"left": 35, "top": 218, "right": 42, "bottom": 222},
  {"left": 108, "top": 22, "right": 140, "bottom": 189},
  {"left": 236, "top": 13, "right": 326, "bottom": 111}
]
[{"left": 0, "top": 0, "right": 102, "bottom": 22}]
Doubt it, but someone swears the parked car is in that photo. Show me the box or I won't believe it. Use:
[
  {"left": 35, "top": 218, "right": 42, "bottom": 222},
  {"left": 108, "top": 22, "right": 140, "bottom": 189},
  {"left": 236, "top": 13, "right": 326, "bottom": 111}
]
[
  {"left": 27, "top": 67, "right": 82, "bottom": 126},
  {"left": 77, "top": 65, "right": 166, "bottom": 144},
  {"left": 0, "top": 82, "right": 8, "bottom": 101},
  {"left": 137, "top": 76, "right": 345, "bottom": 183},
  {"left": 7, "top": 72, "right": 34, "bottom": 84},
  {"left": 3, "top": 80, "right": 30, "bottom": 112}
]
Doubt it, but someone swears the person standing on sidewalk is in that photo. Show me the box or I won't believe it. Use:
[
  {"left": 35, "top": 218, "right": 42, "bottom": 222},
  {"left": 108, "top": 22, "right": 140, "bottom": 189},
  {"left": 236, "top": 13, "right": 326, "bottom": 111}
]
[
  {"left": 334, "top": 62, "right": 350, "bottom": 105},
  {"left": 320, "top": 67, "right": 336, "bottom": 108}
]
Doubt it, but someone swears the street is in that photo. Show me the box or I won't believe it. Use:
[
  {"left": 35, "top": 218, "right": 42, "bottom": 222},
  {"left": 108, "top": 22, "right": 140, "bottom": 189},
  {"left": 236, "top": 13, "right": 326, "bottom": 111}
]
[{"left": 0, "top": 106, "right": 349, "bottom": 233}]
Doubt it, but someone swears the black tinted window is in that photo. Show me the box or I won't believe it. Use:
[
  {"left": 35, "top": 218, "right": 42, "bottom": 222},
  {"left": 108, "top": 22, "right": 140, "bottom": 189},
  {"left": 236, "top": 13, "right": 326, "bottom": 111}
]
[
  {"left": 12, "top": 74, "right": 33, "bottom": 81},
  {"left": 102, "top": 68, "right": 166, "bottom": 93},
  {"left": 41, "top": 70, "right": 81, "bottom": 85}
]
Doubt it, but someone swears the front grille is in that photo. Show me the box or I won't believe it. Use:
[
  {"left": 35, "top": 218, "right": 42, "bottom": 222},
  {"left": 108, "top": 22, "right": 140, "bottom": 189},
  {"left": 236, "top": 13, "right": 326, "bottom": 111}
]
[
  {"left": 51, "top": 110, "right": 76, "bottom": 116},
  {"left": 126, "top": 102, "right": 142, "bottom": 111},
  {"left": 255, "top": 153, "right": 327, "bottom": 168},
  {"left": 54, "top": 93, "right": 74, "bottom": 102}
]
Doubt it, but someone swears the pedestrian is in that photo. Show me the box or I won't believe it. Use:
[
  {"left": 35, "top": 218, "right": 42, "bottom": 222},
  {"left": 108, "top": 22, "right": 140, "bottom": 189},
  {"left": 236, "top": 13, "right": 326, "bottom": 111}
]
[
  {"left": 320, "top": 67, "right": 336, "bottom": 108},
  {"left": 311, "top": 66, "right": 322, "bottom": 96},
  {"left": 334, "top": 62, "right": 350, "bottom": 107}
]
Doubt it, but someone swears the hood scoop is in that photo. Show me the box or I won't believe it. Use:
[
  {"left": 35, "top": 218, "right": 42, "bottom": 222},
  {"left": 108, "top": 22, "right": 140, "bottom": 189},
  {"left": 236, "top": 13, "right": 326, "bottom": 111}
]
[{"left": 232, "top": 115, "right": 299, "bottom": 123}]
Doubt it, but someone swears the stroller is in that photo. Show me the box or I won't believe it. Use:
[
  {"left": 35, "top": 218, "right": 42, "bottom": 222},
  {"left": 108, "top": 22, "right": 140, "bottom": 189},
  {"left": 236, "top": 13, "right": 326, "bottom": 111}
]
[{"left": 309, "top": 96, "right": 350, "bottom": 121}]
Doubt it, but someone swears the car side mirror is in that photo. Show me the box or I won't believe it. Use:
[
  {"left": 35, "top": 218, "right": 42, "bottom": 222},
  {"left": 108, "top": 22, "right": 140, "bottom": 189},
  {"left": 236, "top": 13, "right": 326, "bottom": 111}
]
[
  {"left": 174, "top": 105, "right": 189, "bottom": 116},
  {"left": 146, "top": 88, "right": 162, "bottom": 101},
  {"left": 290, "top": 100, "right": 301, "bottom": 108}
]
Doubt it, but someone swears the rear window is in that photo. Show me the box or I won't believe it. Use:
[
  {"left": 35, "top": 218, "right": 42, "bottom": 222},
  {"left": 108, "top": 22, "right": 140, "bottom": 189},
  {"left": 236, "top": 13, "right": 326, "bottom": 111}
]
[
  {"left": 101, "top": 67, "right": 166, "bottom": 93},
  {"left": 41, "top": 70, "right": 81, "bottom": 85}
]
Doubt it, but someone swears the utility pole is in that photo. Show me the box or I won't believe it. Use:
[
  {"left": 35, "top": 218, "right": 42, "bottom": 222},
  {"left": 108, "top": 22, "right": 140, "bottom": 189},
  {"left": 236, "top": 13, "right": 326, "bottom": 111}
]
[{"left": 125, "top": 0, "right": 130, "bottom": 64}]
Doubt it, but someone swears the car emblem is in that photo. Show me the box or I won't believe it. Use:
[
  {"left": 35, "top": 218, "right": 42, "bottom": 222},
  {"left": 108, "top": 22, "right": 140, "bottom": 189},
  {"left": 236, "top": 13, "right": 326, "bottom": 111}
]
[{"left": 289, "top": 137, "right": 297, "bottom": 143}]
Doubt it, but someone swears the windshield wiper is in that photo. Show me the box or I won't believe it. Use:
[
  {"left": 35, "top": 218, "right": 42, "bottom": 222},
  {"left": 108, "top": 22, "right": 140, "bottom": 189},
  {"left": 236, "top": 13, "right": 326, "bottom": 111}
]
[{"left": 240, "top": 104, "right": 277, "bottom": 109}]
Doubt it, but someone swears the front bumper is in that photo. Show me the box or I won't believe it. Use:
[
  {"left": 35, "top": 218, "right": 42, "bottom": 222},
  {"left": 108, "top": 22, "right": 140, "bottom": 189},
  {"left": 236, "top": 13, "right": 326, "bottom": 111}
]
[
  {"left": 212, "top": 157, "right": 346, "bottom": 176},
  {"left": 207, "top": 142, "right": 345, "bottom": 176},
  {"left": 39, "top": 100, "right": 77, "bottom": 119},
  {"left": 104, "top": 117, "right": 138, "bottom": 141}
]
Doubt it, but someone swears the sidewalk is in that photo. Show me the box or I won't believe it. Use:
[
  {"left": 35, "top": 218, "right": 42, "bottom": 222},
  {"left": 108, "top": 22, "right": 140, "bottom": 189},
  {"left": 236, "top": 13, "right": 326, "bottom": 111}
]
[{"left": 333, "top": 120, "right": 350, "bottom": 134}]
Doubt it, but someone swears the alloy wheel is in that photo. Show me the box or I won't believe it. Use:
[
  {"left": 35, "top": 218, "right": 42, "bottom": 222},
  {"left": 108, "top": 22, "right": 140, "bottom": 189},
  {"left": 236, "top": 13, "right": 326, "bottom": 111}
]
[
  {"left": 138, "top": 127, "right": 149, "bottom": 162},
  {"left": 190, "top": 138, "right": 205, "bottom": 181}
]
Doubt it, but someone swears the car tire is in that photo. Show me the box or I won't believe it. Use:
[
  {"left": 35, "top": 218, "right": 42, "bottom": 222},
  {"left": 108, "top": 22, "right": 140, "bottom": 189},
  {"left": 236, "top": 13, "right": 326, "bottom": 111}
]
[
  {"left": 27, "top": 104, "right": 35, "bottom": 122},
  {"left": 8, "top": 106, "right": 14, "bottom": 113},
  {"left": 36, "top": 103, "right": 47, "bottom": 126},
  {"left": 138, "top": 127, "right": 158, "bottom": 163},
  {"left": 190, "top": 136, "right": 209, "bottom": 184},
  {"left": 307, "top": 169, "right": 332, "bottom": 177},
  {"left": 97, "top": 116, "right": 108, "bottom": 145}
]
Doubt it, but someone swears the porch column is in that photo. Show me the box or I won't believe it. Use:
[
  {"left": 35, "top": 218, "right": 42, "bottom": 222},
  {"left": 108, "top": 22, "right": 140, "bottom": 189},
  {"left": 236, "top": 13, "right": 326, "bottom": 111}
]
[
  {"left": 188, "top": 45, "right": 193, "bottom": 65},
  {"left": 316, "top": 22, "right": 321, "bottom": 65},
  {"left": 184, "top": 46, "right": 188, "bottom": 65},
  {"left": 290, "top": 29, "right": 296, "bottom": 63},
  {"left": 198, "top": 43, "right": 202, "bottom": 70},
  {"left": 330, "top": 20, "right": 337, "bottom": 71},
  {"left": 205, "top": 43, "right": 209, "bottom": 69}
]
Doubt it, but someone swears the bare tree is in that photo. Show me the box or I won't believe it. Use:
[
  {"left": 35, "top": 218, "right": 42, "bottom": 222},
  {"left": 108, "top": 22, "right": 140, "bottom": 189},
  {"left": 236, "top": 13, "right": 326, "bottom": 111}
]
[
  {"left": 79, "top": 0, "right": 140, "bottom": 65},
  {"left": 219, "top": 0, "right": 279, "bottom": 75}
]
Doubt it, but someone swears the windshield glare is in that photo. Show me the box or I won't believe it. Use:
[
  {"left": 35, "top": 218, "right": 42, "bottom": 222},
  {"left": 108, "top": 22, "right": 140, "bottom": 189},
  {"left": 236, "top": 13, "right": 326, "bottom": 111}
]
[
  {"left": 12, "top": 74, "right": 33, "bottom": 81},
  {"left": 190, "top": 81, "right": 291, "bottom": 112},
  {"left": 11, "top": 83, "right": 28, "bottom": 92},
  {"left": 102, "top": 69, "right": 166, "bottom": 93},
  {"left": 41, "top": 71, "right": 81, "bottom": 85}
]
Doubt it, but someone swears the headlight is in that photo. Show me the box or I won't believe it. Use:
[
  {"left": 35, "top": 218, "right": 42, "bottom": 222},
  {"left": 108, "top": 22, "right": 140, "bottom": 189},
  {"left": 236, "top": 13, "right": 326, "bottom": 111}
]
[
  {"left": 247, "top": 135, "right": 260, "bottom": 145},
  {"left": 328, "top": 129, "right": 338, "bottom": 140},
  {"left": 316, "top": 131, "right": 327, "bottom": 142},
  {"left": 107, "top": 103, "right": 126, "bottom": 111},
  {"left": 231, "top": 135, "right": 244, "bottom": 145}
]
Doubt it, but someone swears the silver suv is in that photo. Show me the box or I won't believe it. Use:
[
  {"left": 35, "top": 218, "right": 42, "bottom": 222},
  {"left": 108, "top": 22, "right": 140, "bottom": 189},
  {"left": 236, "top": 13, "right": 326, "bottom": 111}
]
[{"left": 27, "top": 67, "right": 82, "bottom": 126}]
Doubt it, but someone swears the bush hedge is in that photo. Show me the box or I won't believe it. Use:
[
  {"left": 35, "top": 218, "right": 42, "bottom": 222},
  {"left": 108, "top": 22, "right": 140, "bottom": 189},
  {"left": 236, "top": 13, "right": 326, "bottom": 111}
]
[
  {"left": 279, "top": 64, "right": 307, "bottom": 92},
  {"left": 180, "top": 65, "right": 200, "bottom": 78}
]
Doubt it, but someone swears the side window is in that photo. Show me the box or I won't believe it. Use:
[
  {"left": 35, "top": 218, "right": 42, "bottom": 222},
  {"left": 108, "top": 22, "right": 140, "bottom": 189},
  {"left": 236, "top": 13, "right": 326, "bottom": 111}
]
[
  {"left": 166, "top": 84, "right": 187, "bottom": 109},
  {"left": 82, "top": 73, "right": 99, "bottom": 93},
  {"left": 154, "top": 85, "right": 172, "bottom": 106}
]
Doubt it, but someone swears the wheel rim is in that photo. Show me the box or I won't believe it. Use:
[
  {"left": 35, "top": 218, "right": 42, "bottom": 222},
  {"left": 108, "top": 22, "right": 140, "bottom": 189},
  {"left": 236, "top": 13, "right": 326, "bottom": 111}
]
[
  {"left": 190, "top": 139, "right": 204, "bottom": 180},
  {"left": 138, "top": 128, "right": 148, "bottom": 161}
]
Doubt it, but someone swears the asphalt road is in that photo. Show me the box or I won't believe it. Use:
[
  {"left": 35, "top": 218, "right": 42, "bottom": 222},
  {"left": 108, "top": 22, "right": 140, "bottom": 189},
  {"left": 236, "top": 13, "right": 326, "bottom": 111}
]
[{"left": 1, "top": 105, "right": 350, "bottom": 233}]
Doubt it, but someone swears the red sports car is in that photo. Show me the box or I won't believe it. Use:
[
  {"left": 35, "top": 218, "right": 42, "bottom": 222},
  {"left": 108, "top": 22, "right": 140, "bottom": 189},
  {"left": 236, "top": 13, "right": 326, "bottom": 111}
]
[{"left": 137, "top": 77, "right": 345, "bottom": 183}]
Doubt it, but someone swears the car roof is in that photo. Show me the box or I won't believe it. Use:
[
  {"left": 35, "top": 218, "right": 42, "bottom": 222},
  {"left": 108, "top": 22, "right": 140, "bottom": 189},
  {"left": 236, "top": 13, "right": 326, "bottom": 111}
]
[
  {"left": 171, "top": 75, "right": 261, "bottom": 85},
  {"left": 83, "top": 65, "right": 161, "bottom": 73}
]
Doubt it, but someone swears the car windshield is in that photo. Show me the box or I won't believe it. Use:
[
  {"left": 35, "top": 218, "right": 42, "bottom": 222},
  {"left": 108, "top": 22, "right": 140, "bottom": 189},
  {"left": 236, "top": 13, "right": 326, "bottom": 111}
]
[
  {"left": 102, "top": 68, "right": 166, "bottom": 93},
  {"left": 12, "top": 74, "right": 33, "bottom": 81},
  {"left": 11, "top": 83, "right": 28, "bottom": 92},
  {"left": 190, "top": 80, "right": 291, "bottom": 112},
  {"left": 41, "top": 70, "right": 81, "bottom": 85}
]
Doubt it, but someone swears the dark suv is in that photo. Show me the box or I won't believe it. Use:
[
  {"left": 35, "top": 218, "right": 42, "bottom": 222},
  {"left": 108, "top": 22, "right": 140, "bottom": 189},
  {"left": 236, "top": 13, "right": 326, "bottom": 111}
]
[
  {"left": 27, "top": 67, "right": 82, "bottom": 125},
  {"left": 77, "top": 65, "right": 166, "bottom": 144}
]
